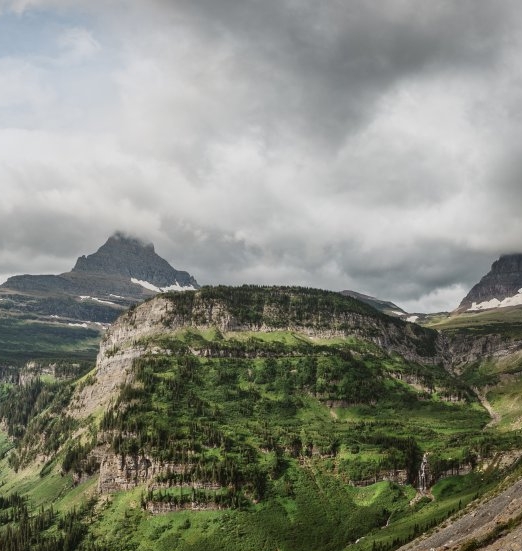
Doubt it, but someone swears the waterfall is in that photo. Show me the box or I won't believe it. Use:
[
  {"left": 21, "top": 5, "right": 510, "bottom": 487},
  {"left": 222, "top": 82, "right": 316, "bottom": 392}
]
[{"left": 417, "top": 452, "right": 429, "bottom": 491}]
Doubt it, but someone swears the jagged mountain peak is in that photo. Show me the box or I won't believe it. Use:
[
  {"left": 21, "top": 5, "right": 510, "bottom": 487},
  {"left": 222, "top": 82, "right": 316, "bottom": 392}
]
[
  {"left": 73, "top": 232, "right": 156, "bottom": 273},
  {"left": 102, "top": 232, "right": 154, "bottom": 253},
  {"left": 457, "top": 253, "right": 522, "bottom": 312},
  {"left": 72, "top": 232, "right": 196, "bottom": 289},
  {"left": 0, "top": 233, "right": 200, "bottom": 323}
]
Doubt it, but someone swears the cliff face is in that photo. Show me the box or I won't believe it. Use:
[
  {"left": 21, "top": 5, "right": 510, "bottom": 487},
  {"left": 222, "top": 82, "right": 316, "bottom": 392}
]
[
  {"left": 93, "top": 287, "right": 447, "bottom": 369},
  {"left": 458, "top": 254, "right": 522, "bottom": 311},
  {"left": 445, "top": 332, "right": 522, "bottom": 369},
  {"left": 72, "top": 289, "right": 443, "bottom": 423}
]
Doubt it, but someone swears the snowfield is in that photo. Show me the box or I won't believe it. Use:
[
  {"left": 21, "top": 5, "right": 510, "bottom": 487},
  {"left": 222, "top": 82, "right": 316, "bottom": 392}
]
[{"left": 468, "top": 290, "right": 522, "bottom": 311}]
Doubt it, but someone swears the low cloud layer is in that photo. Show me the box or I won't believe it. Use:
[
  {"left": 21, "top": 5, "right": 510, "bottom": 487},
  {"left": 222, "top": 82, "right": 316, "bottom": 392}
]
[{"left": 0, "top": 1, "right": 521, "bottom": 312}]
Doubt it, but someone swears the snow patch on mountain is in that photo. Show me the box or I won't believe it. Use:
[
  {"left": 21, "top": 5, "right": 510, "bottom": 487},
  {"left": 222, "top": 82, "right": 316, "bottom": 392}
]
[
  {"left": 468, "top": 290, "right": 522, "bottom": 311},
  {"left": 79, "top": 296, "right": 117, "bottom": 306},
  {"left": 162, "top": 282, "right": 197, "bottom": 292},
  {"left": 131, "top": 278, "right": 196, "bottom": 293},
  {"left": 131, "top": 278, "right": 161, "bottom": 292}
]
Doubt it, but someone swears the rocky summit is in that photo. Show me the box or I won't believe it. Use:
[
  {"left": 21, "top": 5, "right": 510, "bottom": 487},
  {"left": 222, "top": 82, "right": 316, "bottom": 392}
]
[
  {"left": 0, "top": 233, "right": 199, "bottom": 324},
  {"left": 457, "top": 253, "right": 522, "bottom": 312},
  {"left": 71, "top": 232, "right": 199, "bottom": 291}
]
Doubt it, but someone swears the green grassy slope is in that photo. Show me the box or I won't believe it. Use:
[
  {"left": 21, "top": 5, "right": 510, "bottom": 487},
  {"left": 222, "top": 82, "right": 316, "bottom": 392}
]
[
  {"left": 0, "top": 316, "right": 101, "bottom": 364},
  {"left": 426, "top": 307, "right": 522, "bottom": 338},
  {"left": 0, "top": 333, "right": 505, "bottom": 550}
]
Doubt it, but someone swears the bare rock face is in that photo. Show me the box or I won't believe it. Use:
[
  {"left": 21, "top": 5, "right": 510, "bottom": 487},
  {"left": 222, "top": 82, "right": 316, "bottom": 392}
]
[
  {"left": 69, "top": 345, "right": 144, "bottom": 420},
  {"left": 69, "top": 296, "right": 179, "bottom": 422},
  {"left": 98, "top": 453, "right": 174, "bottom": 493},
  {"left": 72, "top": 233, "right": 199, "bottom": 290},
  {"left": 97, "top": 451, "right": 223, "bottom": 494},
  {"left": 458, "top": 254, "right": 522, "bottom": 311},
  {"left": 446, "top": 332, "right": 522, "bottom": 370}
]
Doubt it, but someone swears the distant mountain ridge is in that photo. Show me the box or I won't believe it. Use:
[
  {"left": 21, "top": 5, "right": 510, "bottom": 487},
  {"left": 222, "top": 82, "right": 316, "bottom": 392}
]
[
  {"left": 341, "top": 289, "right": 409, "bottom": 317},
  {"left": 0, "top": 233, "right": 199, "bottom": 324},
  {"left": 457, "top": 254, "right": 522, "bottom": 312}
]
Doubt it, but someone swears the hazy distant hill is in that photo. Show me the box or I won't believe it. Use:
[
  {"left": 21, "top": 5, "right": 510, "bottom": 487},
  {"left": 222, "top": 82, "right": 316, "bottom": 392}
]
[{"left": 341, "top": 289, "right": 409, "bottom": 317}]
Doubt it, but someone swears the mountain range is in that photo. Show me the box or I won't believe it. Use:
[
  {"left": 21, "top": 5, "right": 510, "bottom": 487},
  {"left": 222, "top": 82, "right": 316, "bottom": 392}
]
[{"left": 1, "top": 240, "right": 522, "bottom": 550}]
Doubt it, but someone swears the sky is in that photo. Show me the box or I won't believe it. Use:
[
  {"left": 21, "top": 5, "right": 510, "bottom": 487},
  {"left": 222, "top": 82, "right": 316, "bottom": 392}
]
[{"left": 0, "top": 0, "right": 522, "bottom": 313}]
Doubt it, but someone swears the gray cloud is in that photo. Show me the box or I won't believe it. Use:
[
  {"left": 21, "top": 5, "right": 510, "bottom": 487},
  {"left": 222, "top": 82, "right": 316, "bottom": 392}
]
[{"left": 0, "top": 1, "right": 522, "bottom": 312}]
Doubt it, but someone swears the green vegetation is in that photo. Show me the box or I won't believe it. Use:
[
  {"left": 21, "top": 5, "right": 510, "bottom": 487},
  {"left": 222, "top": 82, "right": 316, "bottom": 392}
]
[
  {"left": 0, "top": 317, "right": 100, "bottom": 364},
  {"left": 162, "top": 286, "right": 441, "bottom": 359},
  {"left": 352, "top": 472, "right": 498, "bottom": 551},
  {"left": 0, "top": 378, "right": 78, "bottom": 471},
  {"left": 0, "top": 286, "right": 521, "bottom": 550},
  {"left": 6, "top": 326, "right": 496, "bottom": 549},
  {"left": 426, "top": 307, "right": 522, "bottom": 339}
]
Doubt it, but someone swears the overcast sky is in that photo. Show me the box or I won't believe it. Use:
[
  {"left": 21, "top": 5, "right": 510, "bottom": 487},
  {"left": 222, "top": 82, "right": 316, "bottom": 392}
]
[{"left": 1, "top": 1, "right": 522, "bottom": 312}]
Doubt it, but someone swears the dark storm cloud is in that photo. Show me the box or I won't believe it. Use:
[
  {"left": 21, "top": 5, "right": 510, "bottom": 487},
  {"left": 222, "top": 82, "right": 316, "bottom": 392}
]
[
  {"left": 1, "top": 0, "right": 522, "bottom": 311},
  {"left": 156, "top": 218, "right": 263, "bottom": 285},
  {"left": 153, "top": 0, "right": 516, "bottom": 147}
]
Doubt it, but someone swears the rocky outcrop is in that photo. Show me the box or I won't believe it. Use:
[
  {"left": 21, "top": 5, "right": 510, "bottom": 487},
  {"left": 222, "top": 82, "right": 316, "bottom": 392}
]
[
  {"left": 69, "top": 344, "right": 144, "bottom": 420},
  {"left": 96, "top": 290, "right": 447, "bottom": 365},
  {"left": 350, "top": 470, "right": 409, "bottom": 488},
  {"left": 99, "top": 452, "right": 179, "bottom": 493},
  {"left": 97, "top": 450, "right": 224, "bottom": 495},
  {"left": 445, "top": 332, "right": 522, "bottom": 370},
  {"left": 341, "top": 290, "right": 408, "bottom": 317},
  {"left": 458, "top": 254, "right": 522, "bottom": 311},
  {"left": 19, "top": 361, "right": 56, "bottom": 385},
  {"left": 145, "top": 501, "right": 222, "bottom": 514},
  {"left": 164, "top": 291, "right": 445, "bottom": 365}
]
